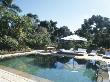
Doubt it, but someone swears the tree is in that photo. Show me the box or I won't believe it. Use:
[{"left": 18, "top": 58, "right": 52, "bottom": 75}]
[
  {"left": 26, "top": 13, "right": 40, "bottom": 33},
  {"left": 0, "top": 0, "right": 22, "bottom": 13},
  {"left": 39, "top": 20, "right": 57, "bottom": 33},
  {"left": 0, "top": 0, "right": 31, "bottom": 50},
  {"left": 26, "top": 33, "right": 51, "bottom": 49},
  {"left": 39, "top": 20, "right": 58, "bottom": 42},
  {"left": 57, "top": 26, "right": 72, "bottom": 37},
  {"left": 75, "top": 15, "right": 110, "bottom": 49},
  {"left": 0, "top": 0, "right": 74, "bottom": 51},
  {"left": 0, "top": 0, "right": 22, "bottom": 36}
]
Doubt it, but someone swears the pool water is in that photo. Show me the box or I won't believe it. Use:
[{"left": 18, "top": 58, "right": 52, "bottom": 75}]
[{"left": 0, "top": 55, "right": 96, "bottom": 82}]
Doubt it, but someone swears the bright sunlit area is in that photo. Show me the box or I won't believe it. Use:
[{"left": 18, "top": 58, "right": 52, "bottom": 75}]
[{"left": 0, "top": 0, "right": 110, "bottom": 82}]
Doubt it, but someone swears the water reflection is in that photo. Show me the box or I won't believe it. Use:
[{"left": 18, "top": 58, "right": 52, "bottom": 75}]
[
  {"left": 67, "top": 58, "right": 78, "bottom": 65},
  {"left": 35, "top": 55, "right": 96, "bottom": 82},
  {"left": 54, "top": 58, "right": 78, "bottom": 69},
  {"left": 34, "top": 55, "right": 70, "bottom": 68},
  {"left": 35, "top": 55, "right": 81, "bottom": 70},
  {"left": 55, "top": 62, "right": 64, "bottom": 69}
]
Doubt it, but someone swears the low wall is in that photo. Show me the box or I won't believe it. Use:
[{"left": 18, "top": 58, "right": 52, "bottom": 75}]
[{"left": 0, "top": 50, "right": 38, "bottom": 59}]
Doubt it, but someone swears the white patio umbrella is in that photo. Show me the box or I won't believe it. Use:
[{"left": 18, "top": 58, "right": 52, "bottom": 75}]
[{"left": 61, "top": 35, "right": 87, "bottom": 41}]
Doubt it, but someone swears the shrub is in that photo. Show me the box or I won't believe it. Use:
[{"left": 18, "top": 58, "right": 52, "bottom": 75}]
[
  {"left": 26, "top": 33, "right": 51, "bottom": 49},
  {"left": 0, "top": 35, "right": 19, "bottom": 51}
]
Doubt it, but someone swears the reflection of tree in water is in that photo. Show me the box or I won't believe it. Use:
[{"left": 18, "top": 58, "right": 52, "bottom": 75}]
[
  {"left": 56, "top": 56, "right": 70, "bottom": 63},
  {"left": 34, "top": 55, "right": 70, "bottom": 68},
  {"left": 74, "top": 58, "right": 87, "bottom": 64}
]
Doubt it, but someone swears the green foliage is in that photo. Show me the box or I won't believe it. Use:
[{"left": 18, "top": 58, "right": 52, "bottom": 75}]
[
  {"left": 58, "top": 26, "right": 73, "bottom": 37},
  {"left": 39, "top": 20, "right": 58, "bottom": 42},
  {"left": 0, "top": 35, "right": 18, "bottom": 50},
  {"left": 58, "top": 41, "right": 75, "bottom": 49},
  {"left": 1, "top": 0, "right": 22, "bottom": 13},
  {"left": 0, "top": 0, "right": 72, "bottom": 51},
  {"left": 39, "top": 20, "right": 55, "bottom": 33},
  {"left": 75, "top": 15, "right": 110, "bottom": 49},
  {"left": 26, "top": 33, "right": 51, "bottom": 49}
]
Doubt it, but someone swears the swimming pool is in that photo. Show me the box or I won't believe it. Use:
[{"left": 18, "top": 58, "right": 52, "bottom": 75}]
[{"left": 0, "top": 55, "right": 96, "bottom": 82}]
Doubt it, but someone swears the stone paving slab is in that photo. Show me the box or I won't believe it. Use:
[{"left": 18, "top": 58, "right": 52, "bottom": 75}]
[
  {"left": 108, "top": 71, "right": 110, "bottom": 82},
  {"left": 0, "top": 66, "right": 52, "bottom": 82},
  {"left": 0, "top": 69, "right": 36, "bottom": 82}
]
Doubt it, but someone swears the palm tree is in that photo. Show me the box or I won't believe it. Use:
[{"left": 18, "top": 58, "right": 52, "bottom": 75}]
[{"left": 0, "top": 0, "right": 22, "bottom": 12}]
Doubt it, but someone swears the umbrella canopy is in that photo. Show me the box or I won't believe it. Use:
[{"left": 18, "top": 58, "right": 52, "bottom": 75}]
[{"left": 61, "top": 35, "right": 87, "bottom": 41}]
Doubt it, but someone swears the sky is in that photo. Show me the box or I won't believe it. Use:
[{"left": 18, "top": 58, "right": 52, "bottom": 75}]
[{"left": 14, "top": 0, "right": 110, "bottom": 32}]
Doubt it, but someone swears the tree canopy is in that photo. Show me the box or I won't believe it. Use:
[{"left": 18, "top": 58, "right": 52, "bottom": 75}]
[
  {"left": 0, "top": 0, "right": 72, "bottom": 51},
  {"left": 75, "top": 15, "right": 110, "bottom": 49}
]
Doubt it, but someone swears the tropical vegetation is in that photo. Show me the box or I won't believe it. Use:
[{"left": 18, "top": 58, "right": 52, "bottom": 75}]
[
  {"left": 75, "top": 15, "right": 110, "bottom": 52},
  {"left": 0, "top": 0, "right": 72, "bottom": 52},
  {"left": 1, "top": 0, "right": 110, "bottom": 53}
]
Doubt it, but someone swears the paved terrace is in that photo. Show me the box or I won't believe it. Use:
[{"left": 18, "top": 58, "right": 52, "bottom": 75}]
[
  {"left": 0, "top": 66, "right": 52, "bottom": 82},
  {"left": 0, "top": 50, "right": 38, "bottom": 59}
]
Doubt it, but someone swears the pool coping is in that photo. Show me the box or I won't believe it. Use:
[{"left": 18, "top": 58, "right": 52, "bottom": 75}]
[{"left": 0, "top": 65, "right": 53, "bottom": 82}]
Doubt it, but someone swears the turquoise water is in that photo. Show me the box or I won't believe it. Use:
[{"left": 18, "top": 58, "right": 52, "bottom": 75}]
[{"left": 0, "top": 55, "right": 96, "bottom": 82}]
